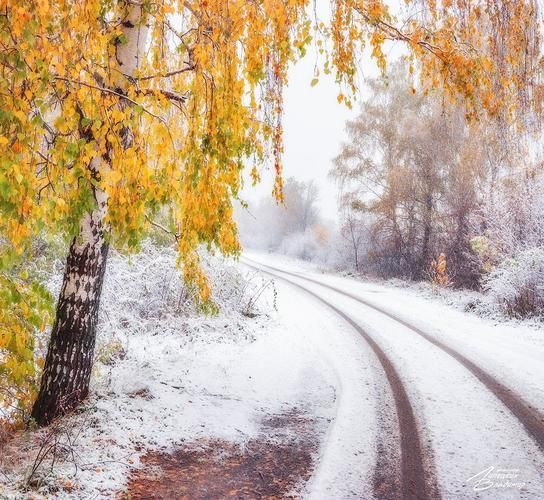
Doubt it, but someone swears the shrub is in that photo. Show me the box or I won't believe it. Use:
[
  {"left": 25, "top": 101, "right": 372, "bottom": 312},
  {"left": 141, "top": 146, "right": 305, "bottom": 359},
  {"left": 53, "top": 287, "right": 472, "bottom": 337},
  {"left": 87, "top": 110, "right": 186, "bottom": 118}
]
[
  {"left": 484, "top": 247, "right": 544, "bottom": 318},
  {"left": 428, "top": 253, "right": 451, "bottom": 287}
]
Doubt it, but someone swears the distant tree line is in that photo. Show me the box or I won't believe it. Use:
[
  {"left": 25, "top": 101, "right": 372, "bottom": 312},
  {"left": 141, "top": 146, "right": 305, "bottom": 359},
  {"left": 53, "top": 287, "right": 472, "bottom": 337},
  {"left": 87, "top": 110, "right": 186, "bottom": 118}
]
[
  {"left": 331, "top": 63, "right": 544, "bottom": 316},
  {"left": 237, "top": 178, "right": 328, "bottom": 262}
]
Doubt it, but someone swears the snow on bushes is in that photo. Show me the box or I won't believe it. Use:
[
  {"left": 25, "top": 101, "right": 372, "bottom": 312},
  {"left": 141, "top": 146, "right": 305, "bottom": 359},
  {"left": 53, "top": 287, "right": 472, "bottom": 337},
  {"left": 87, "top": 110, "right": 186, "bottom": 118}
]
[
  {"left": 31, "top": 240, "right": 272, "bottom": 360},
  {"left": 471, "top": 173, "right": 544, "bottom": 318},
  {"left": 484, "top": 247, "right": 544, "bottom": 318},
  {"left": 278, "top": 229, "right": 325, "bottom": 262},
  {"left": 95, "top": 241, "right": 266, "bottom": 345},
  {"left": 43, "top": 239, "right": 277, "bottom": 404},
  {"left": 0, "top": 241, "right": 275, "bottom": 497}
]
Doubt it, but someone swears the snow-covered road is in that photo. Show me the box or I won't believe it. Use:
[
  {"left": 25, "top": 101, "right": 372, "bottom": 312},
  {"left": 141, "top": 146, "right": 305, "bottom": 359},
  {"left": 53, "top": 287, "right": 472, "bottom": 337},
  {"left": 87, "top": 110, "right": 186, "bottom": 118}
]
[
  {"left": 242, "top": 253, "right": 544, "bottom": 499},
  {"left": 2, "top": 248, "right": 543, "bottom": 499}
]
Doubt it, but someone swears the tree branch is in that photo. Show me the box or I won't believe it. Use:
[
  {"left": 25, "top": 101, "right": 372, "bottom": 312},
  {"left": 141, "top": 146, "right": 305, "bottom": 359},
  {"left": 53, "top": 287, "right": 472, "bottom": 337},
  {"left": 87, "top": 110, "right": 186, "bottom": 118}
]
[
  {"left": 52, "top": 76, "right": 165, "bottom": 122},
  {"left": 143, "top": 88, "right": 189, "bottom": 103},
  {"left": 128, "top": 64, "right": 196, "bottom": 81},
  {"left": 145, "top": 215, "right": 179, "bottom": 241}
]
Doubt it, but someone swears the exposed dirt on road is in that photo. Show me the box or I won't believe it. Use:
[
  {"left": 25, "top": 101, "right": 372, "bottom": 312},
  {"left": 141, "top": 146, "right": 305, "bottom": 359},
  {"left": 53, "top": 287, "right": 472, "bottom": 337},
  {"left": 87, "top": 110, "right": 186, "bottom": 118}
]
[{"left": 122, "top": 409, "right": 321, "bottom": 499}]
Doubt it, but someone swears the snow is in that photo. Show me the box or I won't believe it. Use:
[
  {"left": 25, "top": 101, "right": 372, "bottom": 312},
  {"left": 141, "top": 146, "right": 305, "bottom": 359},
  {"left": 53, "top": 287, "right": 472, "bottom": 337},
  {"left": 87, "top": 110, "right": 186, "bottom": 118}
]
[
  {"left": 2, "top": 245, "right": 544, "bottom": 498},
  {"left": 277, "top": 259, "right": 544, "bottom": 411},
  {"left": 269, "top": 278, "right": 385, "bottom": 500},
  {"left": 306, "top": 285, "right": 544, "bottom": 498},
  {"left": 245, "top": 250, "right": 544, "bottom": 409},
  {"left": 0, "top": 243, "right": 369, "bottom": 499},
  {"left": 244, "top": 251, "right": 544, "bottom": 499}
]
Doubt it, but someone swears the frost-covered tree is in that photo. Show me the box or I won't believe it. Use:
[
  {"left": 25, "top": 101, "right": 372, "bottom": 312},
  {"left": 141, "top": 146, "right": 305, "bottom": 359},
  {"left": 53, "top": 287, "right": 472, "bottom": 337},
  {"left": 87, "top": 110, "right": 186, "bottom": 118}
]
[
  {"left": 476, "top": 167, "right": 544, "bottom": 316},
  {"left": 335, "top": 193, "right": 372, "bottom": 272},
  {"left": 331, "top": 63, "right": 511, "bottom": 285},
  {"left": 332, "top": 64, "right": 465, "bottom": 279},
  {"left": 238, "top": 178, "right": 321, "bottom": 253}
]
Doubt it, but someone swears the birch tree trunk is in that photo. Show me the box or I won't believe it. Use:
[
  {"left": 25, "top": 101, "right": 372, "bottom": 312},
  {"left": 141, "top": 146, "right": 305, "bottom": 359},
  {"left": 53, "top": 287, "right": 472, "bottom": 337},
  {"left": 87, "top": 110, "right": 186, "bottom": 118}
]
[
  {"left": 31, "top": 5, "right": 149, "bottom": 426},
  {"left": 31, "top": 169, "right": 109, "bottom": 425}
]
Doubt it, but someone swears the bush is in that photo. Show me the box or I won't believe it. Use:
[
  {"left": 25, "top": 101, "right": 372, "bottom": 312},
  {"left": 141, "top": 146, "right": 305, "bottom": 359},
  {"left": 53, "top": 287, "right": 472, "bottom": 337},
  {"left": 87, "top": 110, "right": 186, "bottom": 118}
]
[{"left": 484, "top": 247, "right": 544, "bottom": 318}]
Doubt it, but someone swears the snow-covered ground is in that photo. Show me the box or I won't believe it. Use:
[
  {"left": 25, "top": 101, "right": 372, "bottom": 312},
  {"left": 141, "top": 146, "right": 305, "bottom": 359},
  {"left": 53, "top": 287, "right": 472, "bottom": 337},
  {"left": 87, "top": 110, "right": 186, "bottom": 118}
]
[
  {"left": 244, "top": 251, "right": 544, "bottom": 499},
  {"left": 0, "top": 244, "right": 370, "bottom": 498},
  {"left": 244, "top": 251, "right": 544, "bottom": 411},
  {"left": 2, "top": 245, "right": 543, "bottom": 498}
]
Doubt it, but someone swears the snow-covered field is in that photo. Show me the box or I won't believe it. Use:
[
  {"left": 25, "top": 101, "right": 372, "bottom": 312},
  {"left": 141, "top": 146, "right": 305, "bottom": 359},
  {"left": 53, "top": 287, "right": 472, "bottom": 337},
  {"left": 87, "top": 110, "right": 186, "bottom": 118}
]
[{"left": 1, "top": 245, "right": 543, "bottom": 498}]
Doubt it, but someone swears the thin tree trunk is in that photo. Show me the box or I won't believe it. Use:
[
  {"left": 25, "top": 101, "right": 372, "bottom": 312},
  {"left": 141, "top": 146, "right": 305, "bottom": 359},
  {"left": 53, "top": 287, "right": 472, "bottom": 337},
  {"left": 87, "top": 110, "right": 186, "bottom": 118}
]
[
  {"left": 349, "top": 218, "right": 359, "bottom": 272},
  {"left": 31, "top": 5, "right": 148, "bottom": 426},
  {"left": 419, "top": 192, "right": 433, "bottom": 278}
]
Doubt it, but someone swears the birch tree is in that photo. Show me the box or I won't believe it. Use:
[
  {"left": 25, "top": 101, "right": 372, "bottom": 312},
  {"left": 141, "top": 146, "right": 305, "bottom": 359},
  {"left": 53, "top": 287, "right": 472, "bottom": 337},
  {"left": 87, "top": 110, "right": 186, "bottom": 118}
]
[{"left": 30, "top": 3, "right": 151, "bottom": 426}]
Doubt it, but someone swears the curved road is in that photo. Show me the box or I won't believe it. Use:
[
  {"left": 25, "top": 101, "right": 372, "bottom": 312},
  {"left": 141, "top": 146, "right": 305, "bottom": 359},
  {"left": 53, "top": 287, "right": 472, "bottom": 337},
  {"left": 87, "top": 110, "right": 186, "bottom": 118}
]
[{"left": 242, "top": 256, "right": 544, "bottom": 499}]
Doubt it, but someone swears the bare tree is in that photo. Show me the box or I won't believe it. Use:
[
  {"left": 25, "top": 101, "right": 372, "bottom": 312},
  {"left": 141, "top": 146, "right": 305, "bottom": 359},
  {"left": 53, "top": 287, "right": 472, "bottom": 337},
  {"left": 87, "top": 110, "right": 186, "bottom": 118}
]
[{"left": 336, "top": 193, "right": 370, "bottom": 272}]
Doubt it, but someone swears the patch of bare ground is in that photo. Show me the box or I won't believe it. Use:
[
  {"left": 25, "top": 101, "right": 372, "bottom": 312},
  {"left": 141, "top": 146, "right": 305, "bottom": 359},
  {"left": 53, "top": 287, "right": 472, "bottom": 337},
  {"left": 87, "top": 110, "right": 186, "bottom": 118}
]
[{"left": 122, "top": 408, "right": 320, "bottom": 499}]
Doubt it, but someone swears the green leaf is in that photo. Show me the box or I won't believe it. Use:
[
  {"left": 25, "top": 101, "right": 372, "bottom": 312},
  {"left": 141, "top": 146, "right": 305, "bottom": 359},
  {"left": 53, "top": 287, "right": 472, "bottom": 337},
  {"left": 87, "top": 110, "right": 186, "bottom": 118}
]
[{"left": 65, "top": 142, "right": 80, "bottom": 161}]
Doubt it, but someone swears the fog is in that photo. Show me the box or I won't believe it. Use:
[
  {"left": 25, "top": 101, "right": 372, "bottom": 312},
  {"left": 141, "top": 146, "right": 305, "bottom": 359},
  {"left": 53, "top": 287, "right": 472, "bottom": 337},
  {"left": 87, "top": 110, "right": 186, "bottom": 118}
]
[{"left": 239, "top": 54, "right": 356, "bottom": 225}]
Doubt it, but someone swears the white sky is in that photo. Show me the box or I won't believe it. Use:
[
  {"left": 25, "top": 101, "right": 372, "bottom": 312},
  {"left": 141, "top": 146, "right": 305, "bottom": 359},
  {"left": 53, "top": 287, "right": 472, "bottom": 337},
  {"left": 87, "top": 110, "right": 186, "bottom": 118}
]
[
  {"left": 241, "top": 50, "right": 404, "bottom": 224},
  {"left": 240, "top": 1, "right": 406, "bottom": 225},
  {"left": 241, "top": 55, "right": 357, "bottom": 223},
  {"left": 283, "top": 55, "right": 358, "bottom": 221}
]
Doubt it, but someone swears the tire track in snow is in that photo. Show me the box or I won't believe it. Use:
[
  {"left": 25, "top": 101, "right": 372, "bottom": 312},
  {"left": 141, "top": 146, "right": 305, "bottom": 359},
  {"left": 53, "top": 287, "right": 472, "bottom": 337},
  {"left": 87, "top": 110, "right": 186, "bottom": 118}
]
[
  {"left": 243, "top": 257, "right": 544, "bottom": 456},
  {"left": 243, "top": 261, "right": 439, "bottom": 500}
]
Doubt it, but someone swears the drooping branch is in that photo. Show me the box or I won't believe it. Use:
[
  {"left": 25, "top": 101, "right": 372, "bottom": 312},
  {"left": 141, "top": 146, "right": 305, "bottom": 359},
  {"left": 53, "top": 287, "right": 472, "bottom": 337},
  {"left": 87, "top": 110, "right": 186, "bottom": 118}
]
[
  {"left": 355, "top": 7, "right": 470, "bottom": 64},
  {"left": 132, "top": 64, "right": 196, "bottom": 81}
]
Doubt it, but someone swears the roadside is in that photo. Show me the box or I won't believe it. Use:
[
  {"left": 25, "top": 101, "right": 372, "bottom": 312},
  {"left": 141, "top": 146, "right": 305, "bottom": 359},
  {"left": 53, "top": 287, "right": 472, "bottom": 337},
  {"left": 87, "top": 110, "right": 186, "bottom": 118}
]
[{"left": 0, "top": 244, "right": 359, "bottom": 498}]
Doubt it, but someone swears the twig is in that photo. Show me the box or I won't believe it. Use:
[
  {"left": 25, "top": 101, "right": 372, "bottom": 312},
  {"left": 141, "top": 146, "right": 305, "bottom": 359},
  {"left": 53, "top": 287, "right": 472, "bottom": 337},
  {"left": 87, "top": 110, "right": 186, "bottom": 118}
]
[
  {"left": 135, "top": 65, "right": 196, "bottom": 81},
  {"left": 145, "top": 215, "right": 179, "bottom": 241},
  {"left": 159, "top": 381, "right": 184, "bottom": 390},
  {"left": 142, "top": 88, "right": 189, "bottom": 104},
  {"left": 0, "top": 468, "right": 13, "bottom": 485}
]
